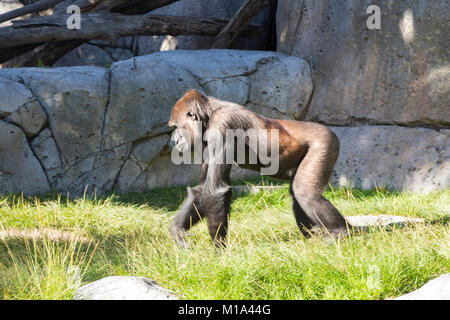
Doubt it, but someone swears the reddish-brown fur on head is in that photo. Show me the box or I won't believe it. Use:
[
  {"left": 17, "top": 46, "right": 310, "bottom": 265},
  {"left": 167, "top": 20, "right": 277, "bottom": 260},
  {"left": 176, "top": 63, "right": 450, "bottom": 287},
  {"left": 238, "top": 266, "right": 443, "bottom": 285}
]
[
  {"left": 168, "top": 89, "right": 206, "bottom": 128},
  {"left": 168, "top": 90, "right": 208, "bottom": 153}
]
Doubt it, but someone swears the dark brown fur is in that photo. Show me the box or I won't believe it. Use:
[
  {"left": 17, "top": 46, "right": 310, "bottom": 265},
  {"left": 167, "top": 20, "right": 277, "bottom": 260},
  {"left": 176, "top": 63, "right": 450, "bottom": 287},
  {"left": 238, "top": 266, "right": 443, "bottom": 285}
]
[{"left": 169, "top": 90, "right": 351, "bottom": 247}]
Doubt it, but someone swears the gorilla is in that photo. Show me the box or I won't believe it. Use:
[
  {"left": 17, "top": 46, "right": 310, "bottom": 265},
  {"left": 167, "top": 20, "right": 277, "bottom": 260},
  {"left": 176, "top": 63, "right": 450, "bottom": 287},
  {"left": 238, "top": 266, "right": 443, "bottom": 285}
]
[{"left": 168, "top": 89, "right": 352, "bottom": 247}]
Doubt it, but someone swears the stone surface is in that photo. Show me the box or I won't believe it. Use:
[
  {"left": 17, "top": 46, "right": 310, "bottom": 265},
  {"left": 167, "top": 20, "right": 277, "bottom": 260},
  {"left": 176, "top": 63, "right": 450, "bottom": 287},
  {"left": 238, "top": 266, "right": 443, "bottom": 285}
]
[
  {"left": 0, "top": 120, "right": 50, "bottom": 195},
  {"left": 0, "top": 66, "right": 113, "bottom": 195},
  {"left": 395, "top": 274, "right": 450, "bottom": 300},
  {"left": 103, "top": 55, "right": 201, "bottom": 149},
  {"left": 110, "top": 48, "right": 135, "bottom": 62},
  {"left": 74, "top": 276, "right": 178, "bottom": 300},
  {"left": 0, "top": 50, "right": 312, "bottom": 195},
  {"left": 30, "top": 129, "right": 63, "bottom": 183},
  {"left": 331, "top": 126, "right": 450, "bottom": 192},
  {"left": 346, "top": 215, "right": 424, "bottom": 228},
  {"left": 277, "top": 0, "right": 450, "bottom": 128},
  {"left": 0, "top": 50, "right": 447, "bottom": 196},
  {"left": 54, "top": 44, "right": 114, "bottom": 68},
  {"left": 247, "top": 55, "right": 312, "bottom": 119},
  {"left": 0, "top": 76, "right": 35, "bottom": 117},
  {"left": 152, "top": 50, "right": 312, "bottom": 118},
  {"left": 5, "top": 99, "right": 47, "bottom": 138},
  {"left": 232, "top": 185, "right": 284, "bottom": 195}
]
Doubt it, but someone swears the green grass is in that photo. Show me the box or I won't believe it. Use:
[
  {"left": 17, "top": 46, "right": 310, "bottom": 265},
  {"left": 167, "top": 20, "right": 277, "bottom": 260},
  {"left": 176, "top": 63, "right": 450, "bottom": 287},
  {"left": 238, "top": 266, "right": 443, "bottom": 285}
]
[{"left": 0, "top": 181, "right": 448, "bottom": 300}]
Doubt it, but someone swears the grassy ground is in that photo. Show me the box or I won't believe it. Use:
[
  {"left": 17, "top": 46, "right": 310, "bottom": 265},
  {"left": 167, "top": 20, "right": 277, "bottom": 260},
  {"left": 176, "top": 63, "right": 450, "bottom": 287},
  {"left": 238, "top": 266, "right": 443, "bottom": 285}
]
[{"left": 0, "top": 178, "right": 448, "bottom": 300}]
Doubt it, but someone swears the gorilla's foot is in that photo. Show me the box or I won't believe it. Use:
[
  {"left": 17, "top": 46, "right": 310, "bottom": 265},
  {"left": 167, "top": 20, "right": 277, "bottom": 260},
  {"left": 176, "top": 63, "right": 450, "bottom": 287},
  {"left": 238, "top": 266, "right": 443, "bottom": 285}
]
[{"left": 169, "top": 224, "right": 190, "bottom": 249}]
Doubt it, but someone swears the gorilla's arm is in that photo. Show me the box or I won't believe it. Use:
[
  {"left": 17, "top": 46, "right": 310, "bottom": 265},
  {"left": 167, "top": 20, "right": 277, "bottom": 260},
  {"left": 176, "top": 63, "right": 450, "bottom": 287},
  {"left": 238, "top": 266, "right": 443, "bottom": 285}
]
[
  {"left": 200, "top": 162, "right": 232, "bottom": 247},
  {"left": 169, "top": 163, "right": 208, "bottom": 247}
]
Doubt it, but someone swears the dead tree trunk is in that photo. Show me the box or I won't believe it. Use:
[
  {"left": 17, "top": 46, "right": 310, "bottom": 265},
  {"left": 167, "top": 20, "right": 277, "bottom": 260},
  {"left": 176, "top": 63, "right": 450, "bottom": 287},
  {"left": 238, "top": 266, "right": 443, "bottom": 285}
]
[
  {"left": 0, "top": 0, "right": 181, "bottom": 65},
  {"left": 0, "top": 13, "right": 264, "bottom": 48},
  {"left": 0, "top": 0, "right": 274, "bottom": 67},
  {"left": 0, "top": 0, "right": 65, "bottom": 24},
  {"left": 211, "top": 0, "right": 273, "bottom": 49}
]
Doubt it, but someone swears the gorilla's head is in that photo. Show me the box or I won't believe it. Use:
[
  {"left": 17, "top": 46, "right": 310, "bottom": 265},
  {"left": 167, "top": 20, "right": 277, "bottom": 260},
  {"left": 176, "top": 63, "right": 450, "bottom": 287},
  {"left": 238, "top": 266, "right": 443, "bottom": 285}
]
[{"left": 168, "top": 90, "right": 209, "bottom": 153}]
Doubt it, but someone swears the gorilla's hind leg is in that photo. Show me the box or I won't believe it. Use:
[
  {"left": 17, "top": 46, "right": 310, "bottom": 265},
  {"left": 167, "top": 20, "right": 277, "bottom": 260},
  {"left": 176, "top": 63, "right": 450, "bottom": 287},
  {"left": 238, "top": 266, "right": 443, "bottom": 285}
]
[
  {"left": 291, "top": 134, "right": 350, "bottom": 238},
  {"left": 289, "top": 183, "right": 317, "bottom": 237}
]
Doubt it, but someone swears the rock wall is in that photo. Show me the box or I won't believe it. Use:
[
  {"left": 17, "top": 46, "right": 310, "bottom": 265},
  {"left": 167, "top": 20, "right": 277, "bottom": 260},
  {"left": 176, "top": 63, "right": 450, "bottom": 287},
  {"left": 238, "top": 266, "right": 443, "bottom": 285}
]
[
  {"left": 0, "top": 50, "right": 312, "bottom": 196},
  {"left": 277, "top": 0, "right": 449, "bottom": 128},
  {"left": 330, "top": 126, "right": 449, "bottom": 193},
  {"left": 0, "top": 50, "right": 448, "bottom": 196}
]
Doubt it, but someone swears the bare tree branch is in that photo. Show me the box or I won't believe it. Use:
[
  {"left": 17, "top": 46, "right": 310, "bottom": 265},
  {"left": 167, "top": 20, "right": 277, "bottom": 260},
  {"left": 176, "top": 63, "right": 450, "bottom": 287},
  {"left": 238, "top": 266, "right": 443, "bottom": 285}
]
[
  {"left": 211, "top": 0, "right": 273, "bottom": 49},
  {"left": 111, "top": 0, "right": 179, "bottom": 14},
  {"left": 0, "top": 13, "right": 264, "bottom": 49},
  {"left": 0, "top": 0, "right": 66, "bottom": 24},
  {"left": 2, "top": 0, "right": 179, "bottom": 66}
]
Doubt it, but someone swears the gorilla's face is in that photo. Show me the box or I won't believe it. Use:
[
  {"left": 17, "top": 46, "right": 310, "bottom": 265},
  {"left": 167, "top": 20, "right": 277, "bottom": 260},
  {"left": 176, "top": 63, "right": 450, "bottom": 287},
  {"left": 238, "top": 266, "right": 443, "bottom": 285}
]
[
  {"left": 169, "top": 106, "right": 202, "bottom": 154},
  {"left": 169, "top": 89, "right": 208, "bottom": 153}
]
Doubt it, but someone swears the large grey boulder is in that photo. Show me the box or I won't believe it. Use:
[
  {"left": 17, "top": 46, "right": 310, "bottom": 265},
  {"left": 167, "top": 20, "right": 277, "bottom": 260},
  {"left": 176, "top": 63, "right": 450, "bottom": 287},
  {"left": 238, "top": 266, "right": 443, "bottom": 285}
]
[
  {"left": 107, "top": 50, "right": 312, "bottom": 192},
  {"left": 0, "top": 76, "right": 36, "bottom": 117},
  {"left": 151, "top": 50, "right": 313, "bottom": 118},
  {"left": 0, "top": 50, "right": 447, "bottom": 196},
  {"left": 0, "top": 67, "right": 113, "bottom": 195},
  {"left": 75, "top": 276, "right": 178, "bottom": 300},
  {"left": 0, "top": 120, "right": 50, "bottom": 195},
  {"left": 54, "top": 44, "right": 114, "bottom": 68},
  {"left": 331, "top": 126, "right": 449, "bottom": 192},
  {"left": 0, "top": 50, "right": 312, "bottom": 195},
  {"left": 395, "top": 274, "right": 450, "bottom": 300},
  {"left": 277, "top": 0, "right": 450, "bottom": 127}
]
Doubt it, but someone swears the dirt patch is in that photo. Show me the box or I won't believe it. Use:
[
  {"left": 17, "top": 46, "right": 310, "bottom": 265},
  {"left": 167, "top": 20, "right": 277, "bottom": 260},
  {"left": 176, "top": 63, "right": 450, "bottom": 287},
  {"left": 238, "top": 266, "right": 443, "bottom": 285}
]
[{"left": 0, "top": 227, "right": 92, "bottom": 243}]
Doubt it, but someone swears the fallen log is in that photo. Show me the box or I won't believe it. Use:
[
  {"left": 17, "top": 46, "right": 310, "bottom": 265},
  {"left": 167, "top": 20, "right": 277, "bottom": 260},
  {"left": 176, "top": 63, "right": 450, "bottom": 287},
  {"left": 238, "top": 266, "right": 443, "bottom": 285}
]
[
  {"left": 0, "top": 0, "right": 65, "bottom": 24},
  {"left": 0, "top": 0, "right": 180, "bottom": 65},
  {"left": 111, "top": 0, "right": 179, "bottom": 14},
  {"left": 211, "top": 0, "right": 273, "bottom": 49},
  {"left": 0, "top": 13, "right": 265, "bottom": 49}
]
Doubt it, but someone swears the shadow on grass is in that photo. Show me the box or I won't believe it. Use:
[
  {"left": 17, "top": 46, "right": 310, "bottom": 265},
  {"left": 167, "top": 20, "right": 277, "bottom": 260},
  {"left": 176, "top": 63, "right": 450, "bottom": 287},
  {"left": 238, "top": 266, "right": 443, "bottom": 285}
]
[
  {"left": 1, "top": 182, "right": 445, "bottom": 222},
  {"left": 426, "top": 215, "right": 450, "bottom": 226},
  {"left": 0, "top": 233, "right": 129, "bottom": 287},
  {"left": 0, "top": 176, "right": 286, "bottom": 213},
  {"left": 105, "top": 186, "right": 187, "bottom": 212}
]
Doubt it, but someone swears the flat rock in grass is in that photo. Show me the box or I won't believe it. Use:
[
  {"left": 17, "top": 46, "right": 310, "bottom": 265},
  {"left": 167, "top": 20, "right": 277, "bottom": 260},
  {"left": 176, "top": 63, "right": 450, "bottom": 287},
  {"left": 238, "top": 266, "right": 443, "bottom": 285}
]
[
  {"left": 346, "top": 215, "right": 424, "bottom": 228},
  {"left": 395, "top": 274, "right": 450, "bottom": 300},
  {"left": 74, "top": 276, "right": 178, "bottom": 300},
  {"left": 232, "top": 185, "right": 284, "bottom": 195}
]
